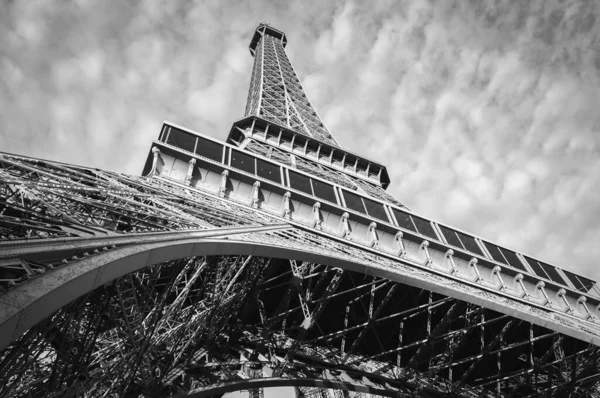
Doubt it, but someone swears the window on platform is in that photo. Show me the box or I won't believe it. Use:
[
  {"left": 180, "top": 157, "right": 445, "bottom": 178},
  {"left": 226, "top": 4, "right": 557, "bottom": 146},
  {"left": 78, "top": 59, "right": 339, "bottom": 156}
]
[
  {"left": 256, "top": 158, "right": 281, "bottom": 183},
  {"left": 482, "top": 241, "right": 526, "bottom": 271},
  {"left": 439, "top": 224, "right": 486, "bottom": 257},
  {"left": 195, "top": 137, "right": 224, "bottom": 162},
  {"left": 231, "top": 150, "right": 256, "bottom": 174},
  {"left": 362, "top": 197, "right": 388, "bottom": 222},
  {"left": 499, "top": 247, "right": 526, "bottom": 272},
  {"left": 524, "top": 256, "right": 566, "bottom": 285},
  {"left": 288, "top": 170, "right": 313, "bottom": 196},
  {"left": 166, "top": 128, "right": 197, "bottom": 153},
  {"left": 411, "top": 216, "right": 438, "bottom": 240},
  {"left": 392, "top": 209, "right": 418, "bottom": 233},
  {"left": 562, "top": 269, "right": 596, "bottom": 293},
  {"left": 343, "top": 190, "right": 366, "bottom": 214},
  {"left": 311, "top": 179, "right": 337, "bottom": 203},
  {"left": 287, "top": 170, "right": 337, "bottom": 203}
]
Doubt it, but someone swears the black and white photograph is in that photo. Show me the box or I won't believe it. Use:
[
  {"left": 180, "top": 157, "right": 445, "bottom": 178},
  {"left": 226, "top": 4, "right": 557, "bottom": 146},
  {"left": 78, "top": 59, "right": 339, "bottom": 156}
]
[{"left": 1, "top": 1, "right": 600, "bottom": 397}]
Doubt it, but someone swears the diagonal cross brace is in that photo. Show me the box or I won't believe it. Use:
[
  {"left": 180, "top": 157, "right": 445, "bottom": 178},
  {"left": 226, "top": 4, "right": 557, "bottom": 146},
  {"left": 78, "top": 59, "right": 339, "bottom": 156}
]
[
  {"left": 423, "top": 307, "right": 484, "bottom": 374},
  {"left": 342, "top": 284, "right": 397, "bottom": 362},
  {"left": 406, "top": 301, "right": 461, "bottom": 370},
  {"left": 273, "top": 268, "right": 343, "bottom": 377},
  {"left": 452, "top": 319, "right": 517, "bottom": 393}
]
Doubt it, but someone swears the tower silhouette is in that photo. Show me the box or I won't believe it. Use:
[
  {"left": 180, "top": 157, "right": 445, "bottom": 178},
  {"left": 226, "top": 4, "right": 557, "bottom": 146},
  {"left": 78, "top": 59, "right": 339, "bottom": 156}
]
[{"left": 1, "top": 23, "right": 600, "bottom": 397}]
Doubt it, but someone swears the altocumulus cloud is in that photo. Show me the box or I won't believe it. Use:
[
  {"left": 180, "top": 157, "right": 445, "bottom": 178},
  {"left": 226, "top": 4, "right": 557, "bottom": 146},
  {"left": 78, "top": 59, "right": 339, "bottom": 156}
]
[{"left": 2, "top": 0, "right": 600, "bottom": 283}]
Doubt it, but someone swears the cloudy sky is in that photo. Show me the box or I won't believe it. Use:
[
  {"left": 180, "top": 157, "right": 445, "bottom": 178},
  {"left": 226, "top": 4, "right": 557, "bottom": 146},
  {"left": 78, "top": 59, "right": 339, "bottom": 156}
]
[{"left": 2, "top": 0, "right": 600, "bottom": 286}]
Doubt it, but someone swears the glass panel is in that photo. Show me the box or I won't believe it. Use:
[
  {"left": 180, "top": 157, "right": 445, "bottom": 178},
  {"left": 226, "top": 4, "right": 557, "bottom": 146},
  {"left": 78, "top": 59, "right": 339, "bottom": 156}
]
[
  {"left": 498, "top": 248, "right": 526, "bottom": 271},
  {"left": 454, "top": 230, "right": 484, "bottom": 257},
  {"left": 577, "top": 275, "right": 596, "bottom": 293},
  {"left": 231, "top": 150, "right": 256, "bottom": 174},
  {"left": 563, "top": 269, "right": 586, "bottom": 291},
  {"left": 195, "top": 137, "right": 223, "bottom": 162},
  {"left": 524, "top": 256, "right": 549, "bottom": 280},
  {"left": 438, "top": 225, "right": 464, "bottom": 249},
  {"left": 537, "top": 261, "right": 566, "bottom": 285},
  {"left": 483, "top": 241, "right": 507, "bottom": 264},
  {"left": 343, "top": 190, "right": 366, "bottom": 214},
  {"left": 411, "top": 216, "right": 438, "bottom": 240},
  {"left": 311, "top": 179, "right": 337, "bottom": 203},
  {"left": 391, "top": 209, "right": 417, "bottom": 233},
  {"left": 362, "top": 197, "right": 388, "bottom": 221},
  {"left": 288, "top": 170, "right": 312, "bottom": 195},
  {"left": 256, "top": 158, "right": 281, "bottom": 183},
  {"left": 166, "top": 128, "right": 197, "bottom": 153}
]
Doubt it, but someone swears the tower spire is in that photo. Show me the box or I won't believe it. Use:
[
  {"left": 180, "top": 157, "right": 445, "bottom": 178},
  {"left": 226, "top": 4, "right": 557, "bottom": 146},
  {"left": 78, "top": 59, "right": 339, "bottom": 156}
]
[{"left": 245, "top": 24, "right": 339, "bottom": 146}]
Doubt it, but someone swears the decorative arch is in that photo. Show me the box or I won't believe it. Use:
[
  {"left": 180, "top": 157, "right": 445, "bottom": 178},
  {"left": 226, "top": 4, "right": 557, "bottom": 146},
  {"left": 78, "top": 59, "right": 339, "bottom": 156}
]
[{"left": 2, "top": 229, "right": 599, "bottom": 353}]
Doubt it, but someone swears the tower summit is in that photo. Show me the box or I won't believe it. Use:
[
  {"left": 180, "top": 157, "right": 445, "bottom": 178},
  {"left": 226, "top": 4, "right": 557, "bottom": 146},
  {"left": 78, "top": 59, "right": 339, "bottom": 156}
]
[
  {"left": 249, "top": 23, "right": 287, "bottom": 55},
  {"left": 1, "top": 22, "right": 600, "bottom": 398}
]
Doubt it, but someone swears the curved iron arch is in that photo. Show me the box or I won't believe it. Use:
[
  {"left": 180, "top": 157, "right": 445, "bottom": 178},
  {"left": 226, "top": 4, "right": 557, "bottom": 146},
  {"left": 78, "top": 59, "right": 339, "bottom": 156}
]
[
  {"left": 1, "top": 227, "right": 600, "bottom": 397},
  {"left": 1, "top": 227, "right": 600, "bottom": 353}
]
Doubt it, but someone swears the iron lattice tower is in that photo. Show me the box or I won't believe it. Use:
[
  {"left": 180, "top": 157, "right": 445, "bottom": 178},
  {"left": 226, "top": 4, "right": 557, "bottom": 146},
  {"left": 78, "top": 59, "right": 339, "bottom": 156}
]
[{"left": 1, "top": 23, "right": 600, "bottom": 398}]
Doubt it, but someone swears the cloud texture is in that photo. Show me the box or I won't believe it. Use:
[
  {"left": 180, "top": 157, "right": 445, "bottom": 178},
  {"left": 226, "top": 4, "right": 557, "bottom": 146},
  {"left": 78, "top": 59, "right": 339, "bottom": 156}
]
[{"left": 1, "top": 0, "right": 600, "bottom": 282}]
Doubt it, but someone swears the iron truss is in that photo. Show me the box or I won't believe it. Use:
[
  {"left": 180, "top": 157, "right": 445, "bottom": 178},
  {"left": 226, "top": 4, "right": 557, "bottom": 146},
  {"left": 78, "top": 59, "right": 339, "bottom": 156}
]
[
  {"left": 1, "top": 153, "right": 600, "bottom": 397},
  {"left": 245, "top": 25, "right": 338, "bottom": 146}
]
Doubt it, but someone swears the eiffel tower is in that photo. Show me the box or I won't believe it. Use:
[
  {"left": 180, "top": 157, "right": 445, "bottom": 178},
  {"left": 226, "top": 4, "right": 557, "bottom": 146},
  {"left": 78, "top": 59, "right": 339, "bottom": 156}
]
[{"left": 1, "top": 23, "right": 600, "bottom": 398}]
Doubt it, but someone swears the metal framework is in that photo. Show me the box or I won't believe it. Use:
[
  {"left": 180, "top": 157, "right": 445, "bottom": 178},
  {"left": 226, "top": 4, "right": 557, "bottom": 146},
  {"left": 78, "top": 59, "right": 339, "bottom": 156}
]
[
  {"left": 1, "top": 23, "right": 600, "bottom": 397},
  {"left": 245, "top": 25, "right": 338, "bottom": 146}
]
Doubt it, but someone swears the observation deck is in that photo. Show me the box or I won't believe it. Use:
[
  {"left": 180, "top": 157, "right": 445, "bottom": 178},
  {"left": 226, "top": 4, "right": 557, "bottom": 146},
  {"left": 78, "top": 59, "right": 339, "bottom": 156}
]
[{"left": 249, "top": 23, "right": 287, "bottom": 55}]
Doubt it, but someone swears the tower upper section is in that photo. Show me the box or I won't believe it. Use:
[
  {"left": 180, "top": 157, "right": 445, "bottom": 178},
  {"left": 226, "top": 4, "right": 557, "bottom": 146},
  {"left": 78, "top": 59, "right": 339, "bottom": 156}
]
[{"left": 244, "top": 24, "right": 339, "bottom": 146}]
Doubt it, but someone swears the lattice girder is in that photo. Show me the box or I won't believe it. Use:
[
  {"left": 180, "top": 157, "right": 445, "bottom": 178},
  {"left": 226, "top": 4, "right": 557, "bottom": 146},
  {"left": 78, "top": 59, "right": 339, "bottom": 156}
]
[{"left": 245, "top": 26, "right": 338, "bottom": 146}]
